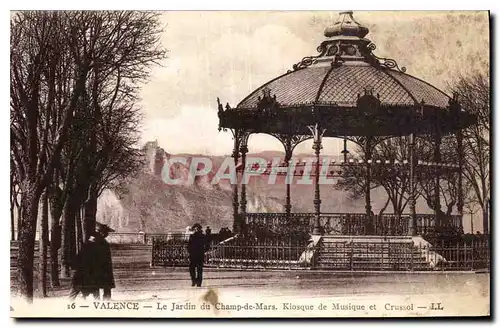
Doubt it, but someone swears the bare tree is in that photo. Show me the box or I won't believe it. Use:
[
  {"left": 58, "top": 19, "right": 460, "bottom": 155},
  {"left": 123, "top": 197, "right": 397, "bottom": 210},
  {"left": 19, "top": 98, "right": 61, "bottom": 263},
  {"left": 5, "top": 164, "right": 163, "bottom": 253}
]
[
  {"left": 415, "top": 135, "right": 462, "bottom": 221},
  {"left": 334, "top": 139, "right": 381, "bottom": 206},
  {"left": 450, "top": 72, "right": 490, "bottom": 233},
  {"left": 11, "top": 12, "right": 91, "bottom": 301},
  {"left": 336, "top": 136, "right": 424, "bottom": 216},
  {"left": 11, "top": 10, "right": 165, "bottom": 301}
]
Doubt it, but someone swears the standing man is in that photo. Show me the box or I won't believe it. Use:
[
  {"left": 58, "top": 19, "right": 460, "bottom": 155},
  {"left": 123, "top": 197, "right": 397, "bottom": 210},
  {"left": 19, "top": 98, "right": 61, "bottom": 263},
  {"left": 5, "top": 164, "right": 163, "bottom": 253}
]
[
  {"left": 69, "top": 233, "right": 99, "bottom": 300},
  {"left": 93, "top": 222, "right": 115, "bottom": 299},
  {"left": 68, "top": 222, "right": 115, "bottom": 300},
  {"left": 188, "top": 223, "right": 206, "bottom": 287}
]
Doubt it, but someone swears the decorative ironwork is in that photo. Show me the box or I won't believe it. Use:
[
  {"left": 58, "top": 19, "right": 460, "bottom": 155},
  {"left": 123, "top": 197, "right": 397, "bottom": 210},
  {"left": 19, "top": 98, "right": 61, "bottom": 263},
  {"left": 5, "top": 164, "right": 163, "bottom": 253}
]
[
  {"left": 291, "top": 43, "right": 327, "bottom": 71},
  {"left": 217, "top": 97, "right": 225, "bottom": 131},
  {"left": 371, "top": 52, "right": 407, "bottom": 73},
  {"left": 365, "top": 41, "right": 407, "bottom": 73},
  {"left": 208, "top": 237, "right": 309, "bottom": 270},
  {"left": 151, "top": 235, "right": 489, "bottom": 271},
  {"left": 240, "top": 212, "right": 462, "bottom": 237},
  {"left": 367, "top": 42, "right": 377, "bottom": 52},
  {"left": 271, "top": 133, "right": 312, "bottom": 156},
  {"left": 292, "top": 56, "right": 318, "bottom": 71},
  {"left": 256, "top": 87, "right": 281, "bottom": 115},
  {"left": 239, "top": 132, "right": 250, "bottom": 216},
  {"left": 151, "top": 235, "right": 190, "bottom": 267}
]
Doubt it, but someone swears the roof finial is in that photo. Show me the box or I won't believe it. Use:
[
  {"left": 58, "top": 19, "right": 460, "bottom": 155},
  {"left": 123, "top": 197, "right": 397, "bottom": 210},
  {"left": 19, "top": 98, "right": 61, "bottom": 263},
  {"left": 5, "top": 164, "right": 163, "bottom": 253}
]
[{"left": 324, "top": 11, "right": 369, "bottom": 38}]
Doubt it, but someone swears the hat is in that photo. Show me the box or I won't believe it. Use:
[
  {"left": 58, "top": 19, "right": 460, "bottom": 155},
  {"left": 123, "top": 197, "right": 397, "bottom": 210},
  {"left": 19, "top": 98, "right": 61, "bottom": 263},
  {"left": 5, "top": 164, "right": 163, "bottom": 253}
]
[
  {"left": 192, "top": 223, "right": 202, "bottom": 230},
  {"left": 96, "top": 222, "right": 115, "bottom": 233}
]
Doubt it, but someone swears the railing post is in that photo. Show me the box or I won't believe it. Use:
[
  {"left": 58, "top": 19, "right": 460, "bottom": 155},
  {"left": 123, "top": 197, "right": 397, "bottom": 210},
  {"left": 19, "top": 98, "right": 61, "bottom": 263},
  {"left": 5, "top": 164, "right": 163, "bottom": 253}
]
[
  {"left": 150, "top": 237, "right": 155, "bottom": 267},
  {"left": 350, "top": 242, "right": 353, "bottom": 271},
  {"left": 471, "top": 240, "right": 475, "bottom": 270},
  {"left": 410, "top": 242, "right": 414, "bottom": 271}
]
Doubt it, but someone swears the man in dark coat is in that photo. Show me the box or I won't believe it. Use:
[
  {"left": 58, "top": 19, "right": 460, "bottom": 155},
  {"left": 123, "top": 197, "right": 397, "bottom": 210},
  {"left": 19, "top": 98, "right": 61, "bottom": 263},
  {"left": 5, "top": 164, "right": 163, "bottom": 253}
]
[
  {"left": 69, "top": 222, "right": 115, "bottom": 300},
  {"left": 93, "top": 223, "right": 115, "bottom": 299},
  {"left": 188, "top": 223, "right": 206, "bottom": 287},
  {"left": 69, "top": 234, "right": 100, "bottom": 300}
]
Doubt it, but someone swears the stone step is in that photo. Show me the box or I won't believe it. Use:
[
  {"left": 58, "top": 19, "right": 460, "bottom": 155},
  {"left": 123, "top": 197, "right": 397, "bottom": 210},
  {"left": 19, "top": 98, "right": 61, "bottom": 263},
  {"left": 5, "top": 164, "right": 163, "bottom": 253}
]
[
  {"left": 321, "top": 236, "right": 413, "bottom": 243},
  {"left": 317, "top": 251, "right": 423, "bottom": 256},
  {"left": 316, "top": 235, "right": 433, "bottom": 270},
  {"left": 317, "top": 260, "right": 429, "bottom": 266},
  {"left": 315, "top": 265, "right": 432, "bottom": 271},
  {"left": 319, "top": 246, "right": 417, "bottom": 251},
  {"left": 317, "top": 256, "right": 427, "bottom": 262}
]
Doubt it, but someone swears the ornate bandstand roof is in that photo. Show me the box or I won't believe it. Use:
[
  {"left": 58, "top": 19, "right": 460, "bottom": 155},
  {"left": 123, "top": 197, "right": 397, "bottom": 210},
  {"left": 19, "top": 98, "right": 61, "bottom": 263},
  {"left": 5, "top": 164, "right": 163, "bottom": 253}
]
[{"left": 218, "top": 11, "right": 476, "bottom": 137}]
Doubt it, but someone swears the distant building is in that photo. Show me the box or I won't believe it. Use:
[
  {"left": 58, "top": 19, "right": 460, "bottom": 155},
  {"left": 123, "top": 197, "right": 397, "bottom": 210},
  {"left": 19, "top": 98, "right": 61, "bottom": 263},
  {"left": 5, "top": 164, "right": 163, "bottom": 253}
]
[{"left": 142, "top": 140, "right": 168, "bottom": 176}]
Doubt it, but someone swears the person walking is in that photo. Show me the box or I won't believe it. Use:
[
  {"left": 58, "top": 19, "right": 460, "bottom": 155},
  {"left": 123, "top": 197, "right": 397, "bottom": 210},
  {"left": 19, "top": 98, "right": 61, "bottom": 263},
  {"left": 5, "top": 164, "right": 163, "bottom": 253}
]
[
  {"left": 187, "top": 223, "right": 206, "bottom": 287},
  {"left": 68, "top": 222, "right": 115, "bottom": 300},
  {"left": 68, "top": 233, "right": 100, "bottom": 300},
  {"left": 93, "top": 222, "right": 115, "bottom": 299}
]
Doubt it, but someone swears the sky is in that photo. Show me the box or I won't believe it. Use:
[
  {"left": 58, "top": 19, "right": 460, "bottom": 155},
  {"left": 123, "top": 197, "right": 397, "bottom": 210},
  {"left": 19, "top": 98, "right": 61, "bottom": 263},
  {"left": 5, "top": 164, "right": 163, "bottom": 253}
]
[{"left": 138, "top": 11, "right": 489, "bottom": 156}]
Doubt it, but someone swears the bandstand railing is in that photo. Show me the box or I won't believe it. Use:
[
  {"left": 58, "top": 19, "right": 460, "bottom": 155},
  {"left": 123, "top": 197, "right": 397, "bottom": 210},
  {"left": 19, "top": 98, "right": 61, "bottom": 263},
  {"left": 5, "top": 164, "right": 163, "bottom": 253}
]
[
  {"left": 149, "top": 235, "right": 489, "bottom": 271},
  {"left": 242, "top": 213, "right": 463, "bottom": 236}
]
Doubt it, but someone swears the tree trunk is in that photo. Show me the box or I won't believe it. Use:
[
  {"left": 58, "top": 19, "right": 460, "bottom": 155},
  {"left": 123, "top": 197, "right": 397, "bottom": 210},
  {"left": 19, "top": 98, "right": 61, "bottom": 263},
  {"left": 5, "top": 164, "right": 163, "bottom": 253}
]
[
  {"left": 482, "top": 203, "right": 489, "bottom": 235},
  {"left": 11, "top": 201, "right": 15, "bottom": 240},
  {"left": 16, "top": 183, "right": 41, "bottom": 302},
  {"left": 83, "top": 189, "right": 98, "bottom": 241},
  {"left": 49, "top": 190, "right": 63, "bottom": 287},
  {"left": 61, "top": 196, "right": 78, "bottom": 278},
  {"left": 75, "top": 208, "right": 83, "bottom": 254},
  {"left": 378, "top": 196, "right": 390, "bottom": 216},
  {"left": 38, "top": 192, "right": 49, "bottom": 297},
  {"left": 17, "top": 204, "right": 22, "bottom": 241}
]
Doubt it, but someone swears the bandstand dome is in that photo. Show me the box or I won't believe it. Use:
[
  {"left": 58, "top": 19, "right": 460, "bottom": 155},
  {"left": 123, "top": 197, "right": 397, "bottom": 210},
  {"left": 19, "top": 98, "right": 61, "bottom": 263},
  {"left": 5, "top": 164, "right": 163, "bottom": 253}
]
[
  {"left": 237, "top": 61, "right": 450, "bottom": 110},
  {"left": 219, "top": 11, "right": 475, "bottom": 137}
]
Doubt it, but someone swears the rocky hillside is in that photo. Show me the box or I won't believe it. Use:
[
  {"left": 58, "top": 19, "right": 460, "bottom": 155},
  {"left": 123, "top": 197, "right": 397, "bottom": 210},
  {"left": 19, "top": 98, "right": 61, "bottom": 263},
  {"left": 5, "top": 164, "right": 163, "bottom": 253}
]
[{"left": 95, "top": 144, "right": 429, "bottom": 233}]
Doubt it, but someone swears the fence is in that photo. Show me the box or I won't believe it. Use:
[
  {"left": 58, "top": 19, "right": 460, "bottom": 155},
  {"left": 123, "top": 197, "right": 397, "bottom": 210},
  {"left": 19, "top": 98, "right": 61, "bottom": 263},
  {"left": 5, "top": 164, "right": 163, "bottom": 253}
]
[
  {"left": 151, "top": 235, "right": 310, "bottom": 269},
  {"left": 242, "top": 212, "right": 463, "bottom": 236},
  {"left": 426, "top": 239, "right": 490, "bottom": 271},
  {"left": 151, "top": 236, "right": 489, "bottom": 271},
  {"left": 150, "top": 233, "right": 233, "bottom": 267},
  {"left": 208, "top": 237, "right": 310, "bottom": 269},
  {"left": 108, "top": 231, "right": 233, "bottom": 245}
]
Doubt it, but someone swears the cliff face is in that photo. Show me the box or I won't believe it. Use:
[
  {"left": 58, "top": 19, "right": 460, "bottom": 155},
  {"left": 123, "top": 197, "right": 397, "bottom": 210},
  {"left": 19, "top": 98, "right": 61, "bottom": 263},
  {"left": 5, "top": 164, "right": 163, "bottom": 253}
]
[
  {"left": 96, "top": 171, "right": 286, "bottom": 233},
  {"left": 96, "top": 147, "right": 289, "bottom": 232}
]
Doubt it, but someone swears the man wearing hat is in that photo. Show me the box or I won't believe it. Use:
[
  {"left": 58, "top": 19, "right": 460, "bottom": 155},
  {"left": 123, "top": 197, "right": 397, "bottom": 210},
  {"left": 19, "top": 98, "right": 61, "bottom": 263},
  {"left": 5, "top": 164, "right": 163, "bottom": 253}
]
[
  {"left": 69, "top": 222, "right": 115, "bottom": 300},
  {"left": 187, "top": 223, "right": 206, "bottom": 287}
]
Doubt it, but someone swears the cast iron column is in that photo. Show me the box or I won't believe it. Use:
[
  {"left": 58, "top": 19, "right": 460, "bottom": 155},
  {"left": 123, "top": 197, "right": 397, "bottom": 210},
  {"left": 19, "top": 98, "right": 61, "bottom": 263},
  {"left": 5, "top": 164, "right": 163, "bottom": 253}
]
[
  {"left": 284, "top": 136, "right": 293, "bottom": 218},
  {"left": 408, "top": 133, "right": 417, "bottom": 236},
  {"left": 309, "top": 123, "right": 324, "bottom": 235},
  {"left": 456, "top": 128, "right": 464, "bottom": 231},
  {"left": 365, "top": 136, "right": 373, "bottom": 234},
  {"left": 342, "top": 138, "right": 349, "bottom": 163},
  {"left": 239, "top": 143, "right": 248, "bottom": 217},
  {"left": 231, "top": 131, "right": 240, "bottom": 234}
]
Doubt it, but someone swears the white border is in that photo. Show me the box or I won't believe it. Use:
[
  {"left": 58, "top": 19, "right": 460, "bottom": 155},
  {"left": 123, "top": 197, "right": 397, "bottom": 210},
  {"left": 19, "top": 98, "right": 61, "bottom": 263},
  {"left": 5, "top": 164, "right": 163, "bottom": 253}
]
[{"left": 1, "top": 1, "right": 496, "bottom": 327}]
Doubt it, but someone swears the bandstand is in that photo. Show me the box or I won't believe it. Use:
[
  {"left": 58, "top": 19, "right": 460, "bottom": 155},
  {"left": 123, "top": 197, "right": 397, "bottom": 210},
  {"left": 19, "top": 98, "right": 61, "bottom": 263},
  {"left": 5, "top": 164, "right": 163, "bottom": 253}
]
[{"left": 217, "top": 11, "right": 477, "bottom": 240}]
